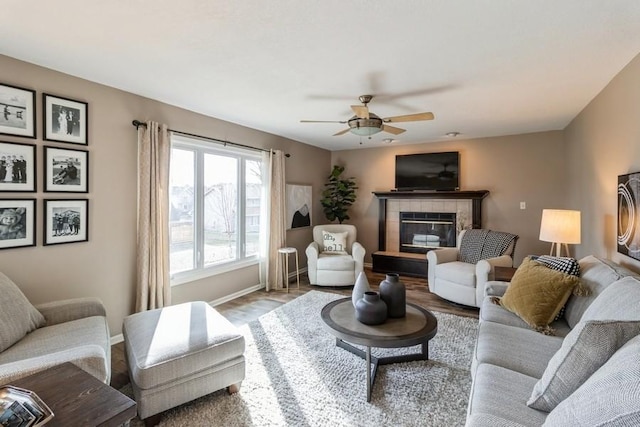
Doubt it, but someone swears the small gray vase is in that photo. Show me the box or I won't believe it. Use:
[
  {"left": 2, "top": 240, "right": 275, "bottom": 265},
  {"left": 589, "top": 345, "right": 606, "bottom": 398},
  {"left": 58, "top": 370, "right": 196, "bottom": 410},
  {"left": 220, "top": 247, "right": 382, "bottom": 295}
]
[
  {"left": 355, "top": 291, "right": 388, "bottom": 325},
  {"left": 352, "top": 271, "right": 371, "bottom": 307},
  {"left": 379, "top": 273, "right": 406, "bottom": 318}
]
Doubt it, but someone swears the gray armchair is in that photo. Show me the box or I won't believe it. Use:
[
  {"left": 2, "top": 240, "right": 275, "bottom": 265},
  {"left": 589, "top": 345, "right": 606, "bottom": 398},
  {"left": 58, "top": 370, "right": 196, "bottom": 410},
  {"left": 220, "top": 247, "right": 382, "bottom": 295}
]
[
  {"left": 306, "top": 224, "right": 366, "bottom": 286},
  {"left": 427, "top": 229, "right": 518, "bottom": 307},
  {"left": 0, "top": 272, "right": 111, "bottom": 385}
]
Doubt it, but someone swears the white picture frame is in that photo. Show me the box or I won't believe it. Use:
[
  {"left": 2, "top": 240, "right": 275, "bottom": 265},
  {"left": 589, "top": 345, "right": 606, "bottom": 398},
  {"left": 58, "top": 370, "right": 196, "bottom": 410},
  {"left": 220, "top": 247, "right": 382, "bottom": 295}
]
[
  {"left": 43, "top": 199, "right": 88, "bottom": 245},
  {"left": 0, "top": 199, "right": 36, "bottom": 250},
  {"left": 44, "top": 146, "right": 88, "bottom": 193}
]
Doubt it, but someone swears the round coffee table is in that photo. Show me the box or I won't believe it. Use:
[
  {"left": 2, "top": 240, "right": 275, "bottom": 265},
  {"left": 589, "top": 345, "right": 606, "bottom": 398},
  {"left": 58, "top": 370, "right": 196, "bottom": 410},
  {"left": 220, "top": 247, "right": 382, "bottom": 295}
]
[{"left": 321, "top": 297, "right": 438, "bottom": 402}]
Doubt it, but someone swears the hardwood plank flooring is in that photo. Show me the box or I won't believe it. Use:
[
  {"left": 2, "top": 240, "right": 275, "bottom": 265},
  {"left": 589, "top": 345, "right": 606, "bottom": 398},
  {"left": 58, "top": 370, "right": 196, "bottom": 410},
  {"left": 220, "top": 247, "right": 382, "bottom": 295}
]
[{"left": 110, "top": 267, "right": 478, "bottom": 390}]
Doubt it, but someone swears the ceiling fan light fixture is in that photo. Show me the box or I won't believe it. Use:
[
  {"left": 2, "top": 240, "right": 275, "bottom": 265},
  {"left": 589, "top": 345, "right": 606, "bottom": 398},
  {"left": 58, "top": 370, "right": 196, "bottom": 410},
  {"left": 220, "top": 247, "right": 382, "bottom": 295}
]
[{"left": 348, "top": 113, "right": 383, "bottom": 136}]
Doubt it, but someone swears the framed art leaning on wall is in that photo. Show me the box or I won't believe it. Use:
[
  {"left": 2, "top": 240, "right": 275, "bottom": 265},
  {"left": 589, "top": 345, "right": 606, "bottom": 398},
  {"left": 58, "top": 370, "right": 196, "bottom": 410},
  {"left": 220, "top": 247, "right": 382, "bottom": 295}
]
[{"left": 43, "top": 199, "right": 88, "bottom": 245}]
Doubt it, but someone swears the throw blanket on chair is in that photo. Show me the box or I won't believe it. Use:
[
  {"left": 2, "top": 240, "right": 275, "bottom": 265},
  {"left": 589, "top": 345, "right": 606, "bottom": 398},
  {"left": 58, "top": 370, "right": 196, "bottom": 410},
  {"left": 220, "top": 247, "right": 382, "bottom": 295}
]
[{"left": 458, "top": 229, "right": 518, "bottom": 264}]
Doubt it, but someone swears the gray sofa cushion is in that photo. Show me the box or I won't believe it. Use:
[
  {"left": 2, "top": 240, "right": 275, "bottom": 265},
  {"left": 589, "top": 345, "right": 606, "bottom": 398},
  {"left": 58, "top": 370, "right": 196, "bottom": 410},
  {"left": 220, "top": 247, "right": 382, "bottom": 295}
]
[
  {"left": 580, "top": 276, "right": 640, "bottom": 322},
  {"left": 528, "top": 319, "right": 640, "bottom": 412},
  {"left": 467, "top": 364, "right": 548, "bottom": 427},
  {"left": 564, "top": 256, "right": 637, "bottom": 328},
  {"left": 0, "top": 272, "right": 45, "bottom": 352},
  {"left": 473, "top": 321, "right": 563, "bottom": 378},
  {"left": 479, "top": 297, "right": 571, "bottom": 337},
  {"left": 0, "top": 316, "right": 110, "bottom": 384},
  {"left": 542, "top": 334, "right": 640, "bottom": 426}
]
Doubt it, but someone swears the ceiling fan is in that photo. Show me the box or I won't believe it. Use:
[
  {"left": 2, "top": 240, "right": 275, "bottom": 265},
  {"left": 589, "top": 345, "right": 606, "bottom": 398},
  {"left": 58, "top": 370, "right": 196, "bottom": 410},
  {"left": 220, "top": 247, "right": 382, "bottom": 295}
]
[{"left": 300, "top": 95, "right": 434, "bottom": 137}]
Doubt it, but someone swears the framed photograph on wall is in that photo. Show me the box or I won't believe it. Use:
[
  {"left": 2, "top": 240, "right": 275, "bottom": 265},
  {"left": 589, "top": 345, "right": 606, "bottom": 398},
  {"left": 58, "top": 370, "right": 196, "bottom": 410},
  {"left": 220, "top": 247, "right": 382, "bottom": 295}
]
[
  {"left": 0, "top": 199, "right": 36, "bottom": 250},
  {"left": 43, "top": 93, "right": 88, "bottom": 145},
  {"left": 0, "top": 83, "right": 36, "bottom": 139},
  {"left": 44, "top": 146, "right": 88, "bottom": 193},
  {"left": 0, "top": 141, "right": 36, "bottom": 192},
  {"left": 286, "top": 184, "right": 312, "bottom": 229},
  {"left": 43, "top": 199, "right": 88, "bottom": 245}
]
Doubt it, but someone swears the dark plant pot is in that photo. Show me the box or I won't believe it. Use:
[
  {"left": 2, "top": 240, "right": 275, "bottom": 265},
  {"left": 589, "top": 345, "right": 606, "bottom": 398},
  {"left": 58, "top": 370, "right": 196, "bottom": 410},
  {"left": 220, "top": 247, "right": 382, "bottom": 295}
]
[
  {"left": 355, "top": 291, "right": 388, "bottom": 325},
  {"left": 379, "top": 273, "right": 406, "bottom": 318}
]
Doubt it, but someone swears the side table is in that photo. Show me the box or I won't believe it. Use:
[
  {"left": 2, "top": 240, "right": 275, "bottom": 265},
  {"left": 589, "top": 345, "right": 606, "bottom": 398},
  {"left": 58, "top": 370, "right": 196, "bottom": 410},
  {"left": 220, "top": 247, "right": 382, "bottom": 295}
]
[
  {"left": 8, "top": 362, "right": 136, "bottom": 426},
  {"left": 494, "top": 266, "right": 517, "bottom": 282}
]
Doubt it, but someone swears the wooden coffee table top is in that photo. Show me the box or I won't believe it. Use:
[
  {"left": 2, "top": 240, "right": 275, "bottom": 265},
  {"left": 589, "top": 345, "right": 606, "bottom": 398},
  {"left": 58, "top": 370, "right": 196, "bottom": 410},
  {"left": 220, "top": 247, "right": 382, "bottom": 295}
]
[
  {"left": 8, "top": 362, "right": 136, "bottom": 427},
  {"left": 321, "top": 297, "right": 438, "bottom": 348}
]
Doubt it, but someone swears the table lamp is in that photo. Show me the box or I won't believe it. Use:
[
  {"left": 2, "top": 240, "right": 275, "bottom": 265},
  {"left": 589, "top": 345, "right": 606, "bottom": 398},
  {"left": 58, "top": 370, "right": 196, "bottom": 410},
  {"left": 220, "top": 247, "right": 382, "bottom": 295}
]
[{"left": 539, "top": 209, "right": 581, "bottom": 257}]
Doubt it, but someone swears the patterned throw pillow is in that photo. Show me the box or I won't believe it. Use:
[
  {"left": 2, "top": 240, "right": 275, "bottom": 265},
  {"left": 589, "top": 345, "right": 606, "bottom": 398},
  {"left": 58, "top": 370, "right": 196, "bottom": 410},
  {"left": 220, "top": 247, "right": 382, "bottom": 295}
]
[
  {"left": 530, "top": 255, "right": 582, "bottom": 320},
  {"left": 321, "top": 230, "right": 348, "bottom": 255},
  {"left": 530, "top": 255, "right": 580, "bottom": 276},
  {"left": 499, "top": 257, "right": 580, "bottom": 334},
  {"left": 528, "top": 319, "right": 640, "bottom": 412}
]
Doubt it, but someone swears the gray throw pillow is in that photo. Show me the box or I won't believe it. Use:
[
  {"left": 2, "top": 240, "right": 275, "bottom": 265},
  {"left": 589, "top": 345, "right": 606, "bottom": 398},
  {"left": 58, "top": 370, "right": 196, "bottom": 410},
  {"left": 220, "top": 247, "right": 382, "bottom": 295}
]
[
  {"left": 542, "top": 334, "right": 640, "bottom": 426},
  {"left": 0, "top": 272, "right": 45, "bottom": 352},
  {"left": 528, "top": 319, "right": 640, "bottom": 412}
]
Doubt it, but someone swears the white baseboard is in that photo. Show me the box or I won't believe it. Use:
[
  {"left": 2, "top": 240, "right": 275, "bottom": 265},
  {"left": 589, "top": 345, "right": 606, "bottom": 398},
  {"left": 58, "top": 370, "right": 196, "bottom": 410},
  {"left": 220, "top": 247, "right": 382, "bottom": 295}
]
[{"left": 111, "top": 334, "right": 124, "bottom": 345}]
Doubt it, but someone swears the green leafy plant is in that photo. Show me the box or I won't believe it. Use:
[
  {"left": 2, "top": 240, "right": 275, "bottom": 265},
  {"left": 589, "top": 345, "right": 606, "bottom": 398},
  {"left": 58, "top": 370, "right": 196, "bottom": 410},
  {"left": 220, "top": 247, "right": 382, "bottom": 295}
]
[{"left": 321, "top": 165, "right": 358, "bottom": 223}]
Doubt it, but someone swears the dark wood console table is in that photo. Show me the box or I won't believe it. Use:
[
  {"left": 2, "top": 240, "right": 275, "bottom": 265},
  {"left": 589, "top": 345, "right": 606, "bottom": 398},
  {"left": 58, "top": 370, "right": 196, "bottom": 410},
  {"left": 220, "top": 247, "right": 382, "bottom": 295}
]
[{"left": 9, "top": 362, "right": 137, "bottom": 426}]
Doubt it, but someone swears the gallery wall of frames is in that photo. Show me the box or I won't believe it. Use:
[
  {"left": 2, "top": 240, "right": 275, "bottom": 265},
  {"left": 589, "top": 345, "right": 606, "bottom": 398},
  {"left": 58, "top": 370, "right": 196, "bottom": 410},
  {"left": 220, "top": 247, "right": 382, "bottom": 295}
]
[{"left": 0, "top": 82, "right": 89, "bottom": 250}]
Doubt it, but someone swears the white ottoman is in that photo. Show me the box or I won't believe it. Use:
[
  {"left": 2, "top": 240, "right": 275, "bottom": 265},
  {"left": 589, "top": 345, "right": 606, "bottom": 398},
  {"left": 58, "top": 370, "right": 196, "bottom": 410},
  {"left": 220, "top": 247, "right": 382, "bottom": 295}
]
[{"left": 123, "top": 301, "right": 245, "bottom": 422}]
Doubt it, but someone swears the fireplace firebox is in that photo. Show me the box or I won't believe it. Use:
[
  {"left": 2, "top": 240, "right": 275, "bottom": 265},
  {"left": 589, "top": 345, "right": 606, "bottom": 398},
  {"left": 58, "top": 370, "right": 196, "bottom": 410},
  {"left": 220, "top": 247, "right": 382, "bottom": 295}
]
[{"left": 399, "top": 212, "right": 456, "bottom": 254}]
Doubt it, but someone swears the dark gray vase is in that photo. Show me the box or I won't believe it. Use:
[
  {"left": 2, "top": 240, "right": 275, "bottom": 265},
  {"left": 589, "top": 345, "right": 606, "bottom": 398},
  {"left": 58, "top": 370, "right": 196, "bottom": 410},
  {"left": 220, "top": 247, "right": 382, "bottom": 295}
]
[
  {"left": 355, "top": 291, "right": 388, "bottom": 325},
  {"left": 379, "top": 273, "right": 406, "bottom": 318}
]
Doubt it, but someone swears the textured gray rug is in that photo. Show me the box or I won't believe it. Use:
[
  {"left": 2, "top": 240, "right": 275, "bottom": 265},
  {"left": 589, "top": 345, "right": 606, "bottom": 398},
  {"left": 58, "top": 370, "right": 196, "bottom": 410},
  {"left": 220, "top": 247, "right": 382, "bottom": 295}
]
[{"left": 128, "top": 291, "right": 478, "bottom": 426}]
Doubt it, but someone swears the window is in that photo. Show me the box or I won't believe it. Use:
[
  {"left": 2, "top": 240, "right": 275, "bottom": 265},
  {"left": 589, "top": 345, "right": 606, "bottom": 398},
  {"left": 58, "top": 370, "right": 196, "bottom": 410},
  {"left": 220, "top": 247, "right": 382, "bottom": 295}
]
[{"left": 169, "top": 135, "right": 264, "bottom": 284}]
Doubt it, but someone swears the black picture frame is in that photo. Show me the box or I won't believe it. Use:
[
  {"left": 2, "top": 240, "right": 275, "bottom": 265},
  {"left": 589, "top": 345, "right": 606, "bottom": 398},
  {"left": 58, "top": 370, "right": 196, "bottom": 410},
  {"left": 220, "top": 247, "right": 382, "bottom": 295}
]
[
  {"left": 43, "top": 199, "right": 88, "bottom": 245},
  {"left": 0, "top": 83, "right": 36, "bottom": 139},
  {"left": 43, "top": 93, "right": 88, "bottom": 145},
  {"left": 0, "top": 141, "right": 36, "bottom": 192},
  {"left": 0, "top": 198, "right": 36, "bottom": 250},
  {"left": 617, "top": 172, "right": 640, "bottom": 260},
  {"left": 43, "top": 146, "right": 88, "bottom": 193}
]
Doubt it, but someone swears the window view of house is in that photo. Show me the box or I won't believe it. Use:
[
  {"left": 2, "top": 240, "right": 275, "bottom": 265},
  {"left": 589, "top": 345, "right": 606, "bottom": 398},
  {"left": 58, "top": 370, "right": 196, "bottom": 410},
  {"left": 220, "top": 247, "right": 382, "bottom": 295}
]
[{"left": 169, "top": 137, "right": 263, "bottom": 280}]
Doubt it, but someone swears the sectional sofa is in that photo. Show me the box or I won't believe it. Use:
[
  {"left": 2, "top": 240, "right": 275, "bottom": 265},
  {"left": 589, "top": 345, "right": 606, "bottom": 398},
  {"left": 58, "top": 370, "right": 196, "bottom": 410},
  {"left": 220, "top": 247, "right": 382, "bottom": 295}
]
[{"left": 466, "top": 255, "right": 640, "bottom": 426}]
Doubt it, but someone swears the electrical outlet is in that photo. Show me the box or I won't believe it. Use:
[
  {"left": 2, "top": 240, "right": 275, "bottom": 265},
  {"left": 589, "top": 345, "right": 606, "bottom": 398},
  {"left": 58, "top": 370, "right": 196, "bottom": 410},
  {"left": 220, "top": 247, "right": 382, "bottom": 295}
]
[{"left": 520, "top": 202, "right": 526, "bottom": 210}]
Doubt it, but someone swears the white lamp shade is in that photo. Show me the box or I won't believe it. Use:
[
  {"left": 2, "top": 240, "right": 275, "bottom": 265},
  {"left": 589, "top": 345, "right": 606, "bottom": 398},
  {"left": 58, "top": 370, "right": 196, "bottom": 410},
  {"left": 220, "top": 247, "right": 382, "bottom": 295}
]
[{"left": 539, "top": 209, "right": 581, "bottom": 244}]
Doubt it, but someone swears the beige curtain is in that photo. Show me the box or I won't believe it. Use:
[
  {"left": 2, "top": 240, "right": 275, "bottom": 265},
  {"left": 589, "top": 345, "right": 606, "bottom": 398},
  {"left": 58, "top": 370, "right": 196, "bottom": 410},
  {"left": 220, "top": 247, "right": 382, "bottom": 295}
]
[
  {"left": 260, "top": 150, "right": 286, "bottom": 291},
  {"left": 136, "top": 121, "right": 171, "bottom": 311}
]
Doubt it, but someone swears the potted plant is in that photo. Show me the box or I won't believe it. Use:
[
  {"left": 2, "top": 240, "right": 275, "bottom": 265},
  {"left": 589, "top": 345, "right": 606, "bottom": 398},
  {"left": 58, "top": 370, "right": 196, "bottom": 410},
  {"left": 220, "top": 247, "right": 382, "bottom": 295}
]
[{"left": 321, "top": 165, "right": 358, "bottom": 223}]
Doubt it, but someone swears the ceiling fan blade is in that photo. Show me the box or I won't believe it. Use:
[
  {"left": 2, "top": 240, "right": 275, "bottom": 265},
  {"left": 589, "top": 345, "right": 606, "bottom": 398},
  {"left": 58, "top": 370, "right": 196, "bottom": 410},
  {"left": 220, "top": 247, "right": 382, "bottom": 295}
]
[
  {"left": 382, "top": 124, "right": 406, "bottom": 135},
  {"left": 350, "top": 105, "right": 369, "bottom": 119},
  {"left": 333, "top": 128, "right": 351, "bottom": 136},
  {"left": 300, "top": 120, "right": 347, "bottom": 123},
  {"left": 383, "top": 112, "right": 435, "bottom": 123}
]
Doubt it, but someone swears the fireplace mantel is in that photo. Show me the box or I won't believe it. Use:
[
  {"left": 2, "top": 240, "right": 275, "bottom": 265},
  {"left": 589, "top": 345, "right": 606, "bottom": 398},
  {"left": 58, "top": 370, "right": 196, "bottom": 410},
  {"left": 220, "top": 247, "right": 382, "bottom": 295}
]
[
  {"left": 373, "top": 190, "right": 490, "bottom": 252},
  {"left": 372, "top": 190, "right": 489, "bottom": 200}
]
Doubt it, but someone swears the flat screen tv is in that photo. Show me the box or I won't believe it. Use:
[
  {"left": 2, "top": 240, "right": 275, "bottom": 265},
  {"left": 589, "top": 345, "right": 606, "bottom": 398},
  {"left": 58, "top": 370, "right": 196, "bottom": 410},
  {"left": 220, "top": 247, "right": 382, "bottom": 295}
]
[{"left": 395, "top": 151, "right": 459, "bottom": 191}]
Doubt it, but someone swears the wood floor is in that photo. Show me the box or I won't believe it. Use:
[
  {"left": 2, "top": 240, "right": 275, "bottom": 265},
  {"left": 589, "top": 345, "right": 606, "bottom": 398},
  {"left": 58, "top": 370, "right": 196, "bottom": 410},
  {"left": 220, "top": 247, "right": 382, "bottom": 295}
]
[{"left": 109, "top": 268, "right": 478, "bottom": 390}]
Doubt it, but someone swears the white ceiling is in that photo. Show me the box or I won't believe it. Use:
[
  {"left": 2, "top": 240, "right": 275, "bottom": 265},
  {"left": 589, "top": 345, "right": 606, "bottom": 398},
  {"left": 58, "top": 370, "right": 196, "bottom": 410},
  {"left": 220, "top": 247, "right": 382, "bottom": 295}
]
[{"left": 2, "top": 1, "right": 640, "bottom": 151}]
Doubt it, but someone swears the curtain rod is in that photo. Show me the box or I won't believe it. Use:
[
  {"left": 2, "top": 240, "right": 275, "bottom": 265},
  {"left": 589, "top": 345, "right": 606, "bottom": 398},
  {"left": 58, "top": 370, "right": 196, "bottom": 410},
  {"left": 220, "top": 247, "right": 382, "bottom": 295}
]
[{"left": 132, "top": 120, "right": 290, "bottom": 157}]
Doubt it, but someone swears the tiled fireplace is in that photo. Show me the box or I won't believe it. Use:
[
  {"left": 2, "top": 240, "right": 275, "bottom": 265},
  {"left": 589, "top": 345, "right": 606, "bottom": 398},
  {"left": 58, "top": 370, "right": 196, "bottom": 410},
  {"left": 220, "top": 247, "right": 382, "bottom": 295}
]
[{"left": 372, "top": 190, "right": 489, "bottom": 277}]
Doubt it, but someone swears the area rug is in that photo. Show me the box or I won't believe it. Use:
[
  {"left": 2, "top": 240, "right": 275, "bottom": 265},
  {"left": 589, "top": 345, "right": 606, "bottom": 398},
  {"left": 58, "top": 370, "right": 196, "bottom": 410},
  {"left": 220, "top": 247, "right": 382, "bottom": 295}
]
[{"left": 127, "top": 291, "right": 478, "bottom": 426}]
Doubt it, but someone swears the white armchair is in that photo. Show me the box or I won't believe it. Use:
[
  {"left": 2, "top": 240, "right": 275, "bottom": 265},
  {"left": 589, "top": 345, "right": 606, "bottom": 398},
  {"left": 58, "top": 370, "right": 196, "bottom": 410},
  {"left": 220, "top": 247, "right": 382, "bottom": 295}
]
[
  {"left": 306, "top": 224, "right": 366, "bottom": 286},
  {"left": 426, "top": 229, "right": 518, "bottom": 307}
]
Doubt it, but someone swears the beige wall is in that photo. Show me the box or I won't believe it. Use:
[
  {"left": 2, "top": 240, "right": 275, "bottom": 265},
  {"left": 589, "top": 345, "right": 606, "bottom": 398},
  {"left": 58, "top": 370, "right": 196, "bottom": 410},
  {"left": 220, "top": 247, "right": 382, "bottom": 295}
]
[
  {"left": 0, "top": 54, "right": 330, "bottom": 337},
  {"left": 331, "top": 131, "right": 568, "bottom": 266},
  {"left": 565, "top": 52, "right": 640, "bottom": 271}
]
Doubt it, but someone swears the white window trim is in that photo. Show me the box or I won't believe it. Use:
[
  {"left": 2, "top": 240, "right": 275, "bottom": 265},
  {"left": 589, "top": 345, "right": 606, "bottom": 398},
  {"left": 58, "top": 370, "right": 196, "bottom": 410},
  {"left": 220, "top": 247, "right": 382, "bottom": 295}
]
[{"left": 169, "top": 134, "right": 263, "bottom": 286}]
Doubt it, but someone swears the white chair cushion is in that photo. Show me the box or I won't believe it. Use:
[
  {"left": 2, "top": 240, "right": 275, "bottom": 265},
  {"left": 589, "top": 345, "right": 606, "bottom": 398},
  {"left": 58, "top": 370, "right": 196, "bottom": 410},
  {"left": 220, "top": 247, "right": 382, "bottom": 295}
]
[
  {"left": 317, "top": 254, "right": 355, "bottom": 271},
  {"left": 435, "top": 261, "right": 476, "bottom": 287}
]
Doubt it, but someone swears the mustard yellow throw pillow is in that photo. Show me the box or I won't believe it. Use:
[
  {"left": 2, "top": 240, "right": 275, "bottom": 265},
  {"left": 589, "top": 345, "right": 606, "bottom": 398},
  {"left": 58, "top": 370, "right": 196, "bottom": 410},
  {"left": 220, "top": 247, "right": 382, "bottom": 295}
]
[{"left": 500, "top": 257, "right": 580, "bottom": 333}]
